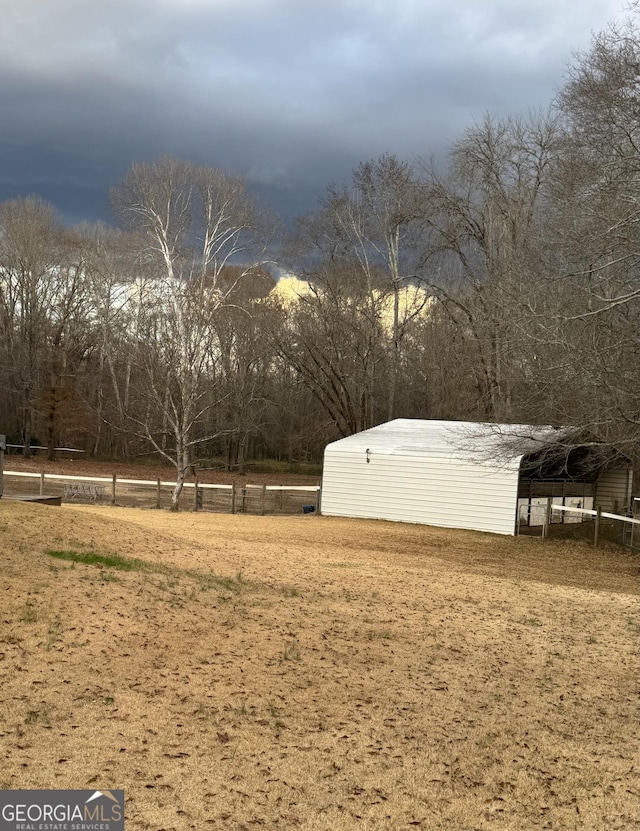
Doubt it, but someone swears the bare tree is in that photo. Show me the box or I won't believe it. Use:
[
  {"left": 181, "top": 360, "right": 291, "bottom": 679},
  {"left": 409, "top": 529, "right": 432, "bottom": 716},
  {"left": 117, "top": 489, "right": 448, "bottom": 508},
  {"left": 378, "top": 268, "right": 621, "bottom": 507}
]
[
  {"left": 0, "top": 196, "right": 88, "bottom": 457},
  {"left": 39, "top": 229, "right": 93, "bottom": 460},
  {"left": 419, "top": 112, "right": 563, "bottom": 421},
  {"left": 209, "top": 267, "right": 277, "bottom": 472},
  {"left": 544, "top": 12, "right": 640, "bottom": 457},
  {"left": 352, "top": 156, "right": 429, "bottom": 419},
  {"left": 294, "top": 155, "right": 428, "bottom": 422},
  {"left": 272, "top": 264, "right": 389, "bottom": 436},
  {"left": 112, "top": 157, "right": 274, "bottom": 509},
  {"left": 76, "top": 222, "right": 150, "bottom": 459}
]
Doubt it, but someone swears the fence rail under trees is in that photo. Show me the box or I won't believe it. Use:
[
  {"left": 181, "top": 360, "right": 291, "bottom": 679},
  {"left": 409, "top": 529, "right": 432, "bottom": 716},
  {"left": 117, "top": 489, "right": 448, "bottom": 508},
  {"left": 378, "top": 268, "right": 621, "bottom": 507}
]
[{"left": 2, "top": 471, "right": 320, "bottom": 515}]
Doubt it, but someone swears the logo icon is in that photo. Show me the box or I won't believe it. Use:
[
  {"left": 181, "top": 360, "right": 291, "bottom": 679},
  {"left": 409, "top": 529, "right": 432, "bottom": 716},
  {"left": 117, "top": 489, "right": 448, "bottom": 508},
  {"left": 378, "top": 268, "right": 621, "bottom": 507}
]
[{"left": 0, "top": 789, "right": 125, "bottom": 830}]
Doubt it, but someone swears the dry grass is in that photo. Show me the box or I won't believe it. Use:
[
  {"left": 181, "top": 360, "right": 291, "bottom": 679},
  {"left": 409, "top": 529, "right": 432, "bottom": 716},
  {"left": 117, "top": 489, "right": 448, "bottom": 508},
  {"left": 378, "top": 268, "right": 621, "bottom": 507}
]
[{"left": 0, "top": 501, "right": 639, "bottom": 830}]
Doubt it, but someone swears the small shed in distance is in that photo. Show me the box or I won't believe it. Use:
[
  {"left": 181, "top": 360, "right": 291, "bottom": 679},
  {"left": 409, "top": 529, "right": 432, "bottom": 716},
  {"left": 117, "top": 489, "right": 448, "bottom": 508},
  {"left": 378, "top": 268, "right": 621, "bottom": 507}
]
[{"left": 320, "top": 419, "right": 632, "bottom": 535}]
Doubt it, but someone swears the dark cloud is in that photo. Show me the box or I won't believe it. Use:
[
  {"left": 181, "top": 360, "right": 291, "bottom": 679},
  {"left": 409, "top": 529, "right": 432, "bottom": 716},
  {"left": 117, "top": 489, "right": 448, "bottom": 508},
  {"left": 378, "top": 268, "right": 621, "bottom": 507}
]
[{"left": 0, "top": 0, "right": 628, "bottom": 226}]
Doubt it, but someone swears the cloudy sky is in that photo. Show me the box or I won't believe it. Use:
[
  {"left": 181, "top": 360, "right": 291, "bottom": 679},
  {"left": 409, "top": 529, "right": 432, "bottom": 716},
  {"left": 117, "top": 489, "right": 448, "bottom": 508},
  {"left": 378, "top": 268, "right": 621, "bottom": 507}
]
[{"left": 0, "top": 0, "right": 629, "bottom": 226}]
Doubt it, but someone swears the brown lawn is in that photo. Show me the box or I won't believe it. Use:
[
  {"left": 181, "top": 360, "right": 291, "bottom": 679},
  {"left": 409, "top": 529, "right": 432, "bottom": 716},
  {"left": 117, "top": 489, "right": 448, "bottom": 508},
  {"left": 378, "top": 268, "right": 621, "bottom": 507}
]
[{"left": 0, "top": 500, "right": 639, "bottom": 830}]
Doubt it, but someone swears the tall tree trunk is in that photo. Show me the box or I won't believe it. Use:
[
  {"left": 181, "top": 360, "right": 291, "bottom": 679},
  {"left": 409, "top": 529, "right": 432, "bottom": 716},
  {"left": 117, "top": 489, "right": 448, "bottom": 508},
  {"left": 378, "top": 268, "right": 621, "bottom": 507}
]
[
  {"left": 170, "top": 436, "right": 186, "bottom": 511},
  {"left": 238, "top": 435, "right": 247, "bottom": 475},
  {"left": 22, "top": 396, "right": 32, "bottom": 458},
  {"left": 387, "top": 280, "right": 400, "bottom": 421}
]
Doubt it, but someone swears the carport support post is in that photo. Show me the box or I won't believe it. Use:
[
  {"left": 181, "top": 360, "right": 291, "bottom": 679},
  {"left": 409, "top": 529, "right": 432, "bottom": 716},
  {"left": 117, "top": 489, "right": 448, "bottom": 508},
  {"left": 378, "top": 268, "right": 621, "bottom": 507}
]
[{"left": 594, "top": 506, "right": 602, "bottom": 548}]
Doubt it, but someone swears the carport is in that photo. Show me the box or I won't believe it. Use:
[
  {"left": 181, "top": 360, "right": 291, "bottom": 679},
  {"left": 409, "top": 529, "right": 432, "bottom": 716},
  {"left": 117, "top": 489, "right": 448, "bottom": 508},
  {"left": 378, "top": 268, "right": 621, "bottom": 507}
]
[{"left": 321, "top": 420, "right": 632, "bottom": 535}]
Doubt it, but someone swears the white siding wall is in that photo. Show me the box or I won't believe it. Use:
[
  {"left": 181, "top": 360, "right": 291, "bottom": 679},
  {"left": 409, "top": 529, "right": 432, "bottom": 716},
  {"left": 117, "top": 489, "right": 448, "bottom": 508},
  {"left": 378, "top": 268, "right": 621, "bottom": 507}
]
[
  {"left": 595, "top": 464, "right": 632, "bottom": 513},
  {"left": 321, "top": 449, "right": 520, "bottom": 535}
]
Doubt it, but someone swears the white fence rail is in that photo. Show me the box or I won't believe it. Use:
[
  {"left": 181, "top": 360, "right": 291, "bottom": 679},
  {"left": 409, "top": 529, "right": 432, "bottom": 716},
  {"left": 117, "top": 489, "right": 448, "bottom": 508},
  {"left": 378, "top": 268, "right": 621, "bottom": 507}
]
[
  {"left": 542, "top": 501, "right": 639, "bottom": 547},
  {"left": 6, "top": 445, "right": 85, "bottom": 454},
  {"left": 2, "top": 470, "right": 320, "bottom": 515},
  {"left": 551, "top": 503, "right": 640, "bottom": 526},
  {"left": 518, "top": 499, "right": 640, "bottom": 548}
]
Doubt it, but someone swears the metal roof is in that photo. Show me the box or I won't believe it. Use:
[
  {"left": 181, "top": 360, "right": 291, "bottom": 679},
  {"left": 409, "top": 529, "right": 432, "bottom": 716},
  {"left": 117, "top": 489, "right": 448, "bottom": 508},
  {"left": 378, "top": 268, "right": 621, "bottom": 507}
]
[{"left": 325, "top": 419, "right": 568, "bottom": 465}]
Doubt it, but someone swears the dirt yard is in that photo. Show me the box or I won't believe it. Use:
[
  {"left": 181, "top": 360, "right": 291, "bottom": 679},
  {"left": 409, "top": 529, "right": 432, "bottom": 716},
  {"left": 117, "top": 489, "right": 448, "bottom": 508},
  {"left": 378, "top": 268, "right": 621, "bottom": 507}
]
[{"left": 0, "top": 500, "right": 638, "bottom": 830}]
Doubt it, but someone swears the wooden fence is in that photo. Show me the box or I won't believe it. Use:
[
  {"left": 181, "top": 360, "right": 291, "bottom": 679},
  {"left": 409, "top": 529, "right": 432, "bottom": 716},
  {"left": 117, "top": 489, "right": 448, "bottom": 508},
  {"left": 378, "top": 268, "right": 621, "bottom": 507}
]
[{"left": 2, "top": 471, "right": 321, "bottom": 515}]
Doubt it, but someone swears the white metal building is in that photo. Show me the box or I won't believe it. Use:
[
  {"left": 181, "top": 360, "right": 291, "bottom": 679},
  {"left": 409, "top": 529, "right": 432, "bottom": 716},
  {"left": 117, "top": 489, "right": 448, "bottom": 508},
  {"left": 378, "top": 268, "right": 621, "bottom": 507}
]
[{"left": 321, "top": 419, "right": 632, "bottom": 535}]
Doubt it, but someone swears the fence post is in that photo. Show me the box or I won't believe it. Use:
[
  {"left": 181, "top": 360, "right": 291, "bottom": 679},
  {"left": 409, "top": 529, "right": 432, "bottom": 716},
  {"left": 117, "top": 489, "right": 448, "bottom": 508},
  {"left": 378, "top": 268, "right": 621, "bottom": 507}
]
[
  {"left": 241, "top": 485, "right": 246, "bottom": 513},
  {"left": 111, "top": 474, "right": 117, "bottom": 506},
  {"left": 193, "top": 477, "right": 199, "bottom": 512},
  {"left": 594, "top": 506, "right": 602, "bottom": 548},
  {"left": 40, "top": 472, "right": 45, "bottom": 496},
  {"left": 156, "top": 478, "right": 161, "bottom": 510},
  {"left": 315, "top": 485, "right": 321, "bottom": 514},
  {"left": 231, "top": 483, "right": 236, "bottom": 514},
  {"left": 260, "top": 484, "right": 266, "bottom": 515},
  {"left": 542, "top": 497, "right": 552, "bottom": 538}
]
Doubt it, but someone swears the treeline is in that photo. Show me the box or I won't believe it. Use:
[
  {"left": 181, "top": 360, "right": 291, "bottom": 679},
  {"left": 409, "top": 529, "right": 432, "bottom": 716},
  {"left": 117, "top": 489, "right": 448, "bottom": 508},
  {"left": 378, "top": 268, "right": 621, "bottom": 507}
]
[{"left": 1, "top": 16, "right": 640, "bottom": 504}]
